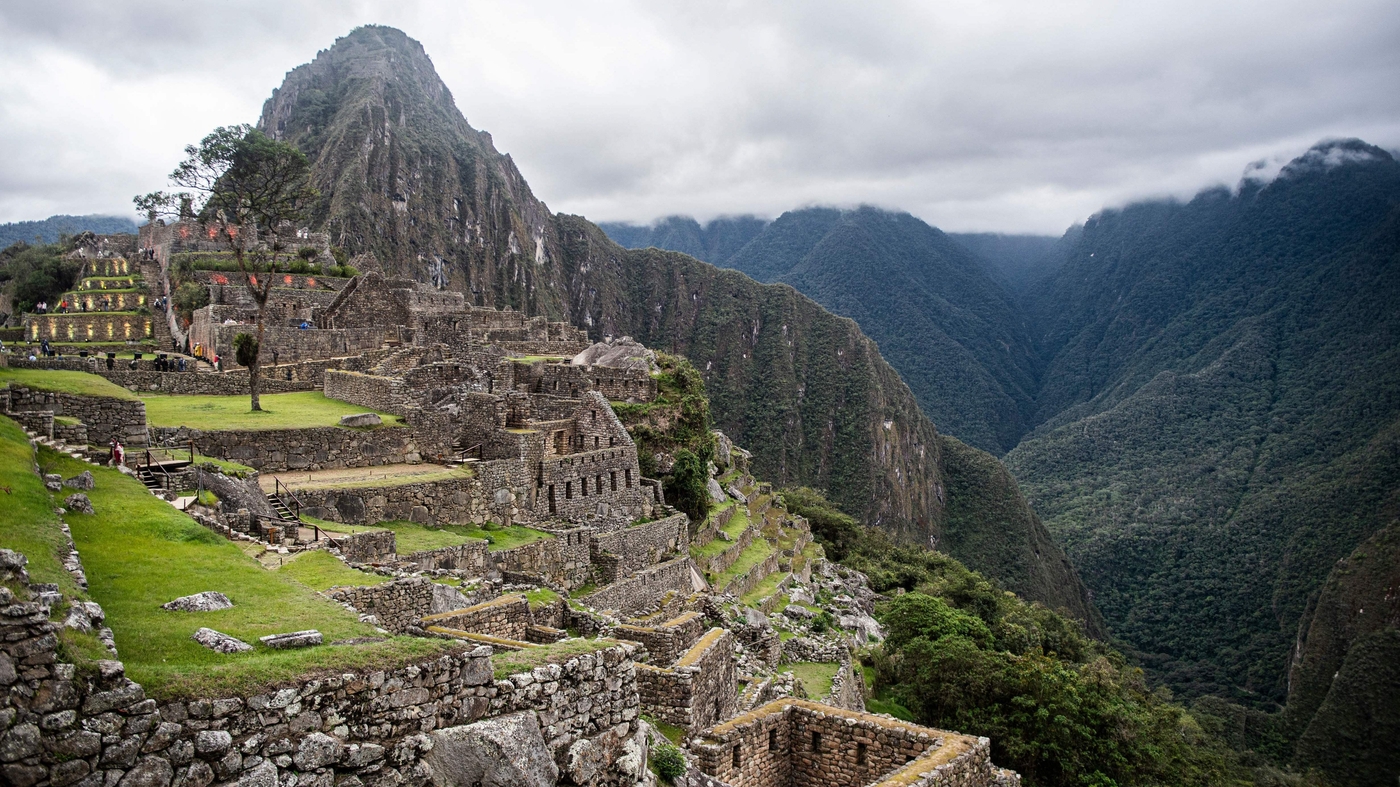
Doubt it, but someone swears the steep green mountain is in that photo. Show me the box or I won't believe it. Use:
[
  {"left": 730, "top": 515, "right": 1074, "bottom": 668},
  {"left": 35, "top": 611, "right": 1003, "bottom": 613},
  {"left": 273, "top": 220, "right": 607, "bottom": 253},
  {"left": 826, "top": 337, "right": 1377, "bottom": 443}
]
[
  {"left": 598, "top": 215, "right": 768, "bottom": 265},
  {"left": 1285, "top": 520, "right": 1400, "bottom": 784},
  {"left": 1006, "top": 140, "right": 1400, "bottom": 708},
  {"left": 255, "top": 25, "right": 1098, "bottom": 626},
  {"left": 718, "top": 206, "right": 1042, "bottom": 454},
  {"left": 0, "top": 214, "right": 136, "bottom": 247}
]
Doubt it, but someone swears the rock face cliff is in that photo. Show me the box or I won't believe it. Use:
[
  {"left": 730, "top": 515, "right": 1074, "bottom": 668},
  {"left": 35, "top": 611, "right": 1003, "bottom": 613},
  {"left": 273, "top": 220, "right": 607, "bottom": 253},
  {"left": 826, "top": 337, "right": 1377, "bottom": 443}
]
[{"left": 256, "top": 25, "right": 1097, "bottom": 626}]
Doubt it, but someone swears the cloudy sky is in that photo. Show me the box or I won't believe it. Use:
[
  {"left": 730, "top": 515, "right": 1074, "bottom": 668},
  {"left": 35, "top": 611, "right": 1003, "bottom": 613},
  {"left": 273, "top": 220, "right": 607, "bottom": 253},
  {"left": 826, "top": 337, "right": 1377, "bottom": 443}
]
[{"left": 1, "top": 1, "right": 1398, "bottom": 234}]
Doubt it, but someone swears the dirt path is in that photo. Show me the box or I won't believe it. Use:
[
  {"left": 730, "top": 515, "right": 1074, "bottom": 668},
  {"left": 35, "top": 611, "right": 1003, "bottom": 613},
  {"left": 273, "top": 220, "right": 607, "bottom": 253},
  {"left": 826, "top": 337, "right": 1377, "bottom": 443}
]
[{"left": 258, "top": 462, "right": 471, "bottom": 492}]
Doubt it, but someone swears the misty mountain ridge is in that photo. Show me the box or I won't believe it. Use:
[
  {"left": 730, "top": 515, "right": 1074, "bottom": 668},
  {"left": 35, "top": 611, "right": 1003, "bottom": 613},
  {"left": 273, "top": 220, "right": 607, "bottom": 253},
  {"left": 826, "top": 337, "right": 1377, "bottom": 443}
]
[{"left": 0, "top": 213, "right": 137, "bottom": 248}]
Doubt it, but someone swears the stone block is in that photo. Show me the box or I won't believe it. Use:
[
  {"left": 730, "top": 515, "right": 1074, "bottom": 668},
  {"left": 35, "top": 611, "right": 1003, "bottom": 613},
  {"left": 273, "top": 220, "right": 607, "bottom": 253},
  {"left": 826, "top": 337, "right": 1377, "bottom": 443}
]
[
  {"left": 339, "top": 413, "right": 382, "bottom": 427},
  {"left": 162, "top": 592, "right": 234, "bottom": 613},
  {"left": 258, "top": 630, "right": 323, "bottom": 649},
  {"left": 192, "top": 628, "right": 252, "bottom": 654}
]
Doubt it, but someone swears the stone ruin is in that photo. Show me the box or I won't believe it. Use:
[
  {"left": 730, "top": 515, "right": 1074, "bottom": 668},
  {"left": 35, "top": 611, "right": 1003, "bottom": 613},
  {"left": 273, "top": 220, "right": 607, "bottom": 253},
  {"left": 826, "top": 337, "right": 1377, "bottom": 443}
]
[{"left": 0, "top": 221, "right": 1022, "bottom": 786}]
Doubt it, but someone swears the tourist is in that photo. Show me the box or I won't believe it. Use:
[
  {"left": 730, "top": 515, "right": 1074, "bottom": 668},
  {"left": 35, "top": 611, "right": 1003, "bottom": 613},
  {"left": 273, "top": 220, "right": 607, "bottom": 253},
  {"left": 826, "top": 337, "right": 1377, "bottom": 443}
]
[
  {"left": 109, "top": 439, "right": 124, "bottom": 467},
  {"left": 215, "top": 354, "right": 223, "bottom": 372},
  {"left": 178, "top": 357, "right": 187, "bottom": 372}
]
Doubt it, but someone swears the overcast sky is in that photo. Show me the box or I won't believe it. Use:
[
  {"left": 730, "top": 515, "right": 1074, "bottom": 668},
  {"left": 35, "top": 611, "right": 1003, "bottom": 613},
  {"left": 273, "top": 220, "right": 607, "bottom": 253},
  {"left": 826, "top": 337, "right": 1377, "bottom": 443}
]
[{"left": 1, "top": 1, "right": 1398, "bottom": 234}]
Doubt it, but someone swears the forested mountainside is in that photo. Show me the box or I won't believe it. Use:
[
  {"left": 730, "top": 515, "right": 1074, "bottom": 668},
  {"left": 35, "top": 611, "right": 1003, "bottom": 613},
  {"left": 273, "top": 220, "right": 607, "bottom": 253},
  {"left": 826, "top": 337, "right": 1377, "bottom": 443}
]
[
  {"left": 945, "top": 231, "right": 1069, "bottom": 294},
  {"left": 1007, "top": 140, "right": 1400, "bottom": 709},
  {"left": 254, "top": 25, "right": 1098, "bottom": 627},
  {"left": 1284, "top": 520, "right": 1400, "bottom": 786},
  {"left": 605, "top": 140, "right": 1400, "bottom": 755},
  {"left": 0, "top": 214, "right": 136, "bottom": 248}
]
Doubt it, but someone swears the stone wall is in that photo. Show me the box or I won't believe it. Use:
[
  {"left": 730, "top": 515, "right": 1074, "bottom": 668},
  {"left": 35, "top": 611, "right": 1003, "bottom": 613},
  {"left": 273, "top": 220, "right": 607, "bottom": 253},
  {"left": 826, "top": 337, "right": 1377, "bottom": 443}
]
[
  {"left": 702, "top": 524, "right": 756, "bottom": 577},
  {"left": 23, "top": 313, "right": 154, "bottom": 343},
  {"left": 1, "top": 554, "right": 652, "bottom": 787},
  {"left": 324, "top": 577, "right": 436, "bottom": 634},
  {"left": 492, "top": 538, "right": 567, "bottom": 588},
  {"left": 423, "top": 595, "right": 532, "bottom": 641},
  {"left": 3, "top": 384, "right": 148, "bottom": 447},
  {"left": 691, "top": 699, "right": 1009, "bottom": 787},
  {"left": 103, "top": 370, "right": 314, "bottom": 395},
  {"left": 590, "top": 514, "right": 688, "bottom": 584},
  {"left": 323, "top": 370, "right": 407, "bottom": 415},
  {"left": 404, "top": 542, "right": 490, "bottom": 575},
  {"left": 614, "top": 611, "right": 707, "bottom": 667},
  {"left": 333, "top": 530, "right": 397, "bottom": 564},
  {"left": 295, "top": 476, "right": 476, "bottom": 526},
  {"left": 720, "top": 548, "right": 781, "bottom": 599},
  {"left": 151, "top": 425, "right": 422, "bottom": 472},
  {"left": 634, "top": 628, "right": 737, "bottom": 733},
  {"left": 580, "top": 557, "right": 700, "bottom": 617},
  {"left": 535, "top": 446, "right": 649, "bottom": 523}
]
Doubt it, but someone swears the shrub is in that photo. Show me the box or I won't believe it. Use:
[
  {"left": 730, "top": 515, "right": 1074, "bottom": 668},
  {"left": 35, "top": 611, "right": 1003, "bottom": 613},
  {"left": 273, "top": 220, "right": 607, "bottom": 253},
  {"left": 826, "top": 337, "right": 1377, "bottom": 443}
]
[
  {"left": 651, "top": 741, "right": 686, "bottom": 782},
  {"left": 233, "top": 333, "right": 259, "bottom": 367}
]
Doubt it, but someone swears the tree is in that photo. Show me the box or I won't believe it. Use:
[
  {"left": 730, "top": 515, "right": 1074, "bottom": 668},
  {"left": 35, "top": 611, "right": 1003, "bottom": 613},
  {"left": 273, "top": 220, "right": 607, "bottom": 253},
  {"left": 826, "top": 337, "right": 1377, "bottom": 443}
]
[{"left": 135, "top": 125, "right": 317, "bottom": 411}]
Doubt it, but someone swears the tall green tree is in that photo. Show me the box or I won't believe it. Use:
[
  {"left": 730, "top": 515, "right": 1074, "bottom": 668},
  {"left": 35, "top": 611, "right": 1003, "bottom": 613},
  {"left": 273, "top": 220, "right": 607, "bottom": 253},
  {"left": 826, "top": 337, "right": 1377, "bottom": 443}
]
[{"left": 135, "top": 125, "right": 317, "bottom": 411}]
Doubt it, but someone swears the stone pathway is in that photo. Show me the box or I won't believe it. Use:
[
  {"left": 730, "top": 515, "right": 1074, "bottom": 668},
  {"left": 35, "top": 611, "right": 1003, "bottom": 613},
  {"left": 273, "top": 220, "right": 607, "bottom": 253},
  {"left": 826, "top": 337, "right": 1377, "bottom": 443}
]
[{"left": 259, "top": 462, "right": 469, "bottom": 492}]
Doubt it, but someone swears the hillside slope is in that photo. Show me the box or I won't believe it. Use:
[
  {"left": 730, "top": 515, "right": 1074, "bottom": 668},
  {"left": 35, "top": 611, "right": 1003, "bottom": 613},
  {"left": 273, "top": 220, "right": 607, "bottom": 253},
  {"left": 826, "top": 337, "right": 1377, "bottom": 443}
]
[
  {"left": 1006, "top": 140, "right": 1400, "bottom": 705},
  {"left": 255, "top": 25, "right": 1098, "bottom": 626}
]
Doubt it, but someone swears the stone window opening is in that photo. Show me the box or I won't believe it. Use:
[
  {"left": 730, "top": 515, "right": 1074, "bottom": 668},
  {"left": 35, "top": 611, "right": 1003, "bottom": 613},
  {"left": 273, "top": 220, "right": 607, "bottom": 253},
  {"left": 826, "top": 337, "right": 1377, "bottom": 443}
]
[
  {"left": 565, "top": 481, "right": 573, "bottom": 500},
  {"left": 609, "top": 436, "right": 616, "bottom": 447},
  {"left": 594, "top": 435, "right": 600, "bottom": 449},
  {"left": 610, "top": 471, "right": 617, "bottom": 491},
  {"left": 581, "top": 477, "right": 589, "bottom": 497},
  {"left": 857, "top": 742, "right": 867, "bottom": 766},
  {"left": 625, "top": 469, "right": 632, "bottom": 488},
  {"left": 596, "top": 475, "right": 603, "bottom": 494},
  {"left": 548, "top": 485, "right": 556, "bottom": 514},
  {"left": 768, "top": 729, "right": 778, "bottom": 751},
  {"left": 812, "top": 731, "right": 821, "bottom": 752},
  {"left": 732, "top": 745, "right": 740, "bottom": 768}
]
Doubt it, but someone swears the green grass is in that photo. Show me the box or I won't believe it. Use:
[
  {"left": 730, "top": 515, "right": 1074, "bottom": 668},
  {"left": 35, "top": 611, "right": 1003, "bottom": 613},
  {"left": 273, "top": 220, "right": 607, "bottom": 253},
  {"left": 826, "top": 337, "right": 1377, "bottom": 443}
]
[
  {"left": 710, "top": 538, "right": 774, "bottom": 590},
  {"left": 740, "top": 571, "right": 789, "bottom": 607},
  {"left": 0, "top": 417, "right": 81, "bottom": 593},
  {"left": 141, "top": 391, "right": 402, "bottom": 431},
  {"left": 489, "top": 638, "right": 616, "bottom": 680},
  {"left": 34, "top": 445, "right": 448, "bottom": 698},
  {"left": 689, "top": 536, "right": 731, "bottom": 562},
  {"left": 569, "top": 583, "right": 597, "bottom": 599},
  {"left": 643, "top": 717, "right": 686, "bottom": 745},
  {"left": 786, "top": 661, "right": 840, "bottom": 700},
  {"left": 525, "top": 588, "right": 560, "bottom": 610},
  {"left": 0, "top": 367, "right": 137, "bottom": 400},
  {"left": 459, "top": 524, "right": 552, "bottom": 552},
  {"left": 275, "top": 550, "right": 388, "bottom": 591},
  {"left": 720, "top": 503, "right": 750, "bottom": 538},
  {"left": 865, "top": 696, "right": 915, "bottom": 721},
  {"left": 512, "top": 355, "right": 566, "bottom": 363}
]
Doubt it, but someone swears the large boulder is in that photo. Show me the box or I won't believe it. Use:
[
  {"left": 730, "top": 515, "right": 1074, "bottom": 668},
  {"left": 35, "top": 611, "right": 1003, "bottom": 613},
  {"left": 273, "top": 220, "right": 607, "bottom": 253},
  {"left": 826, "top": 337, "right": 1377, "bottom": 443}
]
[
  {"left": 706, "top": 477, "right": 727, "bottom": 504},
  {"left": 713, "top": 431, "right": 734, "bottom": 469},
  {"left": 570, "top": 336, "right": 656, "bottom": 372},
  {"left": 64, "top": 494, "right": 95, "bottom": 515},
  {"left": 163, "top": 592, "right": 234, "bottom": 612},
  {"left": 192, "top": 628, "right": 252, "bottom": 654},
  {"left": 339, "top": 413, "right": 382, "bottom": 428},
  {"left": 64, "top": 471, "right": 95, "bottom": 490},
  {"left": 425, "top": 712, "right": 558, "bottom": 787}
]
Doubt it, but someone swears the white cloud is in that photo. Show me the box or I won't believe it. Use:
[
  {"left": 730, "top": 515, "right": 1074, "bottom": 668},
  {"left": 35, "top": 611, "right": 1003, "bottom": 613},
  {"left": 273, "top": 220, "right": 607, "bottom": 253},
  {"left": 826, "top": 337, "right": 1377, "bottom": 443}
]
[{"left": 1, "top": 0, "right": 1398, "bottom": 233}]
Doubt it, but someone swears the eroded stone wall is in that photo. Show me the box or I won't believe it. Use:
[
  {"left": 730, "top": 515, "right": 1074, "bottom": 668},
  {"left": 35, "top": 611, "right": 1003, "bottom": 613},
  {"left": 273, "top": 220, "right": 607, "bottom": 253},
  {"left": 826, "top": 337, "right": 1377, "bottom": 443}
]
[
  {"left": 3, "top": 384, "right": 148, "bottom": 447},
  {"left": 423, "top": 595, "right": 531, "bottom": 641},
  {"left": 151, "top": 425, "right": 423, "bottom": 472},
  {"left": 635, "top": 628, "right": 737, "bottom": 734},
  {"left": 324, "top": 577, "right": 436, "bottom": 634},
  {"left": 614, "top": 611, "right": 705, "bottom": 667},
  {"left": 590, "top": 514, "right": 688, "bottom": 585},
  {"left": 580, "top": 557, "right": 699, "bottom": 617}
]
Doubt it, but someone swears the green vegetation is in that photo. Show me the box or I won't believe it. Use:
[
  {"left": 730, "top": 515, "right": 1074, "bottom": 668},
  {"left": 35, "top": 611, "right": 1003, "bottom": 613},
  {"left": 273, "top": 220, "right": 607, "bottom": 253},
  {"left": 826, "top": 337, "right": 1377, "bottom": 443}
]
[
  {"left": 643, "top": 717, "right": 686, "bottom": 746},
  {"left": 141, "top": 391, "right": 401, "bottom": 430},
  {"left": 488, "top": 638, "right": 615, "bottom": 680},
  {"left": 31, "top": 442, "right": 448, "bottom": 699},
  {"left": 0, "top": 239, "right": 83, "bottom": 313},
  {"left": 275, "top": 549, "right": 387, "bottom": 591},
  {"left": 0, "top": 417, "right": 82, "bottom": 591},
  {"left": 740, "top": 571, "right": 788, "bottom": 608},
  {"left": 0, "top": 367, "right": 138, "bottom": 399},
  {"left": 612, "top": 353, "right": 715, "bottom": 523},
  {"left": 524, "top": 587, "right": 560, "bottom": 610},
  {"left": 710, "top": 538, "right": 773, "bottom": 590},
  {"left": 650, "top": 739, "right": 687, "bottom": 782},
  {"left": 786, "top": 661, "right": 839, "bottom": 700}
]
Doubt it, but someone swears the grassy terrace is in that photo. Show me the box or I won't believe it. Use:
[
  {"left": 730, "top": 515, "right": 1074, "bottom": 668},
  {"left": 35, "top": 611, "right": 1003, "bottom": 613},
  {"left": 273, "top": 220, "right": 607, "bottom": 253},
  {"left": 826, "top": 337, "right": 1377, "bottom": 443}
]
[
  {"left": 0, "top": 367, "right": 138, "bottom": 399},
  {"left": 23, "top": 436, "right": 450, "bottom": 698},
  {"left": 275, "top": 550, "right": 389, "bottom": 591},
  {"left": 710, "top": 537, "right": 774, "bottom": 590},
  {"left": 142, "top": 391, "right": 402, "bottom": 431},
  {"left": 309, "top": 518, "right": 551, "bottom": 553},
  {"left": 489, "top": 638, "right": 617, "bottom": 680},
  {"left": 786, "top": 661, "right": 840, "bottom": 700},
  {"left": 740, "top": 571, "right": 789, "bottom": 608},
  {"left": 0, "top": 417, "right": 84, "bottom": 594},
  {"left": 689, "top": 502, "right": 751, "bottom": 561}
]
